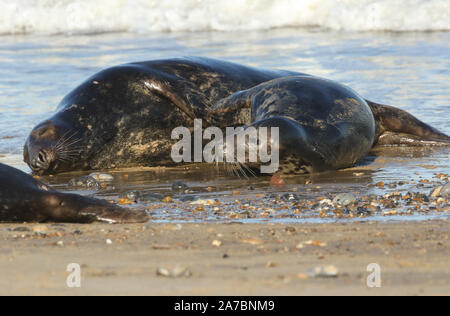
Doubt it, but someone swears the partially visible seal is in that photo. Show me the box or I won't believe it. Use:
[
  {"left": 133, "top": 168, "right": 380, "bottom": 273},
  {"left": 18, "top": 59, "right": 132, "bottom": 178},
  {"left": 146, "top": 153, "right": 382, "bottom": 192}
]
[
  {"left": 0, "top": 163, "right": 149, "bottom": 223},
  {"left": 210, "top": 76, "right": 450, "bottom": 174},
  {"left": 24, "top": 57, "right": 449, "bottom": 175}
]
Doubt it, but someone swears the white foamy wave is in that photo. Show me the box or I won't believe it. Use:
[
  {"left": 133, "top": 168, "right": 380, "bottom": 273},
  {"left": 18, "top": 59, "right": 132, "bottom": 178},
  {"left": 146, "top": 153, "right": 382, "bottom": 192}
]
[{"left": 1, "top": 0, "right": 450, "bottom": 35}]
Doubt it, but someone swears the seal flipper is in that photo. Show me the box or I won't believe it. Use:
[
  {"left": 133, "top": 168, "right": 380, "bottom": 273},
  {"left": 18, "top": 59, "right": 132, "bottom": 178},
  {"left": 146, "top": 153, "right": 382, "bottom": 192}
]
[
  {"left": 143, "top": 73, "right": 215, "bottom": 124},
  {"left": 42, "top": 193, "right": 151, "bottom": 224},
  {"left": 366, "top": 100, "right": 450, "bottom": 146},
  {"left": 0, "top": 163, "right": 150, "bottom": 224}
]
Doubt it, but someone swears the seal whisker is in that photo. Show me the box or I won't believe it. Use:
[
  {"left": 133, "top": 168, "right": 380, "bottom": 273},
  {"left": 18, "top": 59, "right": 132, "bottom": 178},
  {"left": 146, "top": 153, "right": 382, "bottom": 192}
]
[
  {"left": 241, "top": 163, "right": 257, "bottom": 178},
  {"left": 55, "top": 130, "right": 80, "bottom": 149},
  {"left": 224, "top": 162, "right": 233, "bottom": 178},
  {"left": 233, "top": 162, "right": 244, "bottom": 179},
  {"left": 230, "top": 162, "right": 242, "bottom": 179},
  {"left": 236, "top": 162, "right": 250, "bottom": 180},
  {"left": 55, "top": 137, "right": 82, "bottom": 151},
  {"left": 54, "top": 130, "right": 72, "bottom": 148}
]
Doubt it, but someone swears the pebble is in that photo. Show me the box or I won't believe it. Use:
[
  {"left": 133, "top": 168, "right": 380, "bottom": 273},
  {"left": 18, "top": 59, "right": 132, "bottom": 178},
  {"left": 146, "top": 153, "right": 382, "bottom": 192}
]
[
  {"left": 156, "top": 266, "right": 192, "bottom": 278},
  {"left": 172, "top": 181, "right": 189, "bottom": 194},
  {"left": 307, "top": 265, "right": 339, "bottom": 278},
  {"left": 163, "top": 224, "right": 183, "bottom": 231},
  {"left": 212, "top": 240, "right": 222, "bottom": 247},
  {"left": 266, "top": 261, "right": 276, "bottom": 268},
  {"left": 13, "top": 227, "right": 30, "bottom": 232},
  {"left": 281, "top": 193, "right": 300, "bottom": 202},
  {"left": 141, "top": 192, "right": 165, "bottom": 202},
  {"left": 441, "top": 183, "right": 450, "bottom": 198},
  {"left": 430, "top": 186, "right": 442, "bottom": 198},
  {"left": 300, "top": 240, "right": 327, "bottom": 248},
  {"left": 333, "top": 193, "right": 356, "bottom": 206},
  {"left": 117, "top": 198, "right": 134, "bottom": 205},
  {"left": 56, "top": 241, "right": 64, "bottom": 247},
  {"left": 270, "top": 174, "right": 285, "bottom": 187},
  {"left": 106, "top": 239, "right": 113, "bottom": 245},
  {"left": 284, "top": 226, "right": 296, "bottom": 234},
  {"left": 68, "top": 176, "right": 100, "bottom": 190},
  {"left": 190, "top": 199, "right": 215, "bottom": 206},
  {"left": 89, "top": 172, "right": 114, "bottom": 182},
  {"left": 179, "top": 195, "right": 199, "bottom": 202},
  {"left": 319, "top": 199, "right": 333, "bottom": 206},
  {"left": 32, "top": 225, "right": 48, "bottom": 234},
  {"left": 162, "top": 196, "right": 173, "bottom": 203},
  {"left": 118, "top": 190, "right": 165, "bottom": 203},
  {"left": 119, "top": 191, "right": 142, "bottom": 202}
]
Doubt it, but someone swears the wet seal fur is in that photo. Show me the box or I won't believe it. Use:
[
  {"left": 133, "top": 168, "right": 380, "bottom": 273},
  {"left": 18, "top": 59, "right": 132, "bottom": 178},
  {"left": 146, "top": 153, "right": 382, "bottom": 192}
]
[
  {"left": 0, "top": 163, "right": 149, "bottom": 223},
  {"left": 24, "top": 57, "right": 450, "bottom": 175},
  {"left": 209, "top": 75, "right": 450, "bottom": 174},
  {"left": 24, "top": 57, "right": 297, "bottom": 175}
]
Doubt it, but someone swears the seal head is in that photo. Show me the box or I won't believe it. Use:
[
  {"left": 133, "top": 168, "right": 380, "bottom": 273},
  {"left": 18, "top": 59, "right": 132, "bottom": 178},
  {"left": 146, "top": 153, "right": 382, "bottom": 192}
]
[{"left": 23, "top": 119, "right": 82, "bottom": 174}]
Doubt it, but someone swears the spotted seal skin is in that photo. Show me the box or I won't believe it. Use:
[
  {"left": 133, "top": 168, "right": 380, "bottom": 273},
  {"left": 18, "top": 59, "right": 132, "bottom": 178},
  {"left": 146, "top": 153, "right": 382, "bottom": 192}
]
[
  {"left": 24, "top": 57, "right": 449, "bottom": 175},
  {"left": 210, "top": 76, "right": 450, "bottom": 174},
  {"left": 24, "top": 57, "right": 297, "bottom": 175},
  {"left": 0, "top": 163, "right": 149, "bottom": 223}
]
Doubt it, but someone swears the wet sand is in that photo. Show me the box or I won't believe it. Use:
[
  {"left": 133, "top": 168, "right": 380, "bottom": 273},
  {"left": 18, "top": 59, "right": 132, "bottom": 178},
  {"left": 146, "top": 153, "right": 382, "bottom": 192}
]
[
  {"left": 0, "top": 220, "right": 448, "bottom": 296},
  {"left": 1, "top": 149, "right": 448, "bottom": 296}
]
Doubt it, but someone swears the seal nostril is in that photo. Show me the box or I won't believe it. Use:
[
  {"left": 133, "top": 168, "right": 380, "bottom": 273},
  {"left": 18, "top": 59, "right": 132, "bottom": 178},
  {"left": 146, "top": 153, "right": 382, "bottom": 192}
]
[
  {"left": 38, "top": 152, "right": 45, "bottom": 163},
  {"left": 30, "top": 151, "right": 51, "bottom": 171}
]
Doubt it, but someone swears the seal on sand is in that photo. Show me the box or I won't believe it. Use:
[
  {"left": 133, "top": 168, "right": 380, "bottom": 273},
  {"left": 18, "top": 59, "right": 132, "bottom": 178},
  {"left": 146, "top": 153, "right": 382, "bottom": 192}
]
[
  {"left": 23, "top": 57, "right": 449, "bottom": 175},
  {"left": 0, "top": 163, "right": 149, "bottom": 223},
  {"left": 209, "top": 76, "right": 450, "bottom": 174},
  {"left": 23, "top": 57, "right": 298, "bottom": 175}
]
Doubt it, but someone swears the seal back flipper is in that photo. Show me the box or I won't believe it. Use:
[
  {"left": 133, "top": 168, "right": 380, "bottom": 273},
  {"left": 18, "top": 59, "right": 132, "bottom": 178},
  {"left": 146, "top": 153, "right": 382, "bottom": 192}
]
[{"left": 366, "top": 100, "right": 450, "bottom": 146}]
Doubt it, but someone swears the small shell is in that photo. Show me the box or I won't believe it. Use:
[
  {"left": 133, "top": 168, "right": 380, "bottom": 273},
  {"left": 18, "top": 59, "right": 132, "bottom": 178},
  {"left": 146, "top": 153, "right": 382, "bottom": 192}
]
[{"left": 89, "top": 172, "right": 114, "bottom": 182}]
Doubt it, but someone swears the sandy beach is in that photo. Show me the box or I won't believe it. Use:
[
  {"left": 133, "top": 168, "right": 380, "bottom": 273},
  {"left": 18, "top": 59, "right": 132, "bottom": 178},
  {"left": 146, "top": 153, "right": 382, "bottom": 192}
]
[
  {"left": 0, "top": 220, "right": 448, "bottom": 296},
  {"left": 0, "top": 0, "right": 449, "bottom": 298}
]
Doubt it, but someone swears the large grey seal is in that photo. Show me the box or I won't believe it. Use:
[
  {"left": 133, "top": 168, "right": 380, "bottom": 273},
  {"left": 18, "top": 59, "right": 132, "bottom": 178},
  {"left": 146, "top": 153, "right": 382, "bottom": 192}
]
[
  {"left": 0, "top": 163, "right": 149, "bottom": 223},
  {"left": 23, "top": 57, "right": 298, "bottom": 175},
  {"left": 23, "top": 57, "right": 449, "bottom": 175}
]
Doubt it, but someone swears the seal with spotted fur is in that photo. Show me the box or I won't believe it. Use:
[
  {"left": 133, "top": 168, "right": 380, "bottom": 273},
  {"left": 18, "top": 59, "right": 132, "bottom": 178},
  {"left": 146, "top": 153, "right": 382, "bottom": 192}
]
[
  {"left": 24, "top": 57, "right": 298, "bottom": 175},
  {"left": 209, "top": 75, "right": 449, "bottom": 174},
  {"left": 23, "top": 57, "right": 449, "bottom": 175}
]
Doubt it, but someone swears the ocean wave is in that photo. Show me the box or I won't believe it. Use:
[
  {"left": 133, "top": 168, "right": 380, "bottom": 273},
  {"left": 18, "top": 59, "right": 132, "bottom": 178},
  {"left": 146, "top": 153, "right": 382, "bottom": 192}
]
[{"left": 1, "top": 0, "right": 450, "bottom": 35}]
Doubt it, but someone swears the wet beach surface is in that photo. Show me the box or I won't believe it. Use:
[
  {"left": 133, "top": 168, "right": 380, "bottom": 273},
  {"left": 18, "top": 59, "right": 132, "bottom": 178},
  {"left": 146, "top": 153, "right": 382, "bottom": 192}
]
[{"left": 32, "top": 147, "right": 449, "bottom": 224}]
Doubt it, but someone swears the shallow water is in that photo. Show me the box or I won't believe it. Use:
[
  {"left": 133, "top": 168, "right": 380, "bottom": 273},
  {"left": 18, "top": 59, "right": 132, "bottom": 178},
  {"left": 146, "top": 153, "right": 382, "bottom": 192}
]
[{"left": 0, "top": 28, "right": 448, "bottom": 222}]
